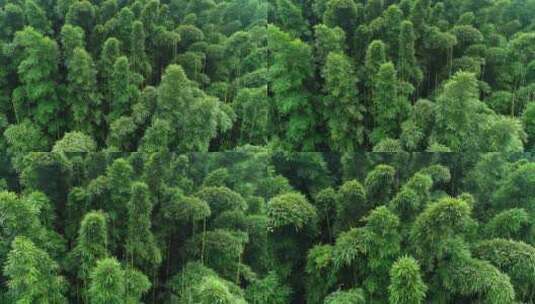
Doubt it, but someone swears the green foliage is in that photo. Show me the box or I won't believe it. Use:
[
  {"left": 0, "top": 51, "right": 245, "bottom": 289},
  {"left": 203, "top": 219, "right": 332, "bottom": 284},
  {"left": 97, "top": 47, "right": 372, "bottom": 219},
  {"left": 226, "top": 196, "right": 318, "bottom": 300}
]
[
  {"left": 0, "top": 0, "right": 532, "bottom": 151},
  {"left": 67, "top": 47, "right": 101, "bottom": 133},
  {"left": 168, "top": 262, "right": 245, "bottom": 304},
  {"left": 271, "top": 0, "right": 308, "bottom": 37},
  {"left": 108, "top": 56, "right": 132, "bottom": 122},
  {"left": 410, "top": 197, "right": 472, "bottom": 267},
  {"left": 4, "top": 120, "right": 49, "bottom": 152},
  {"left": 522, "top": 102, "right": 535, "bottom": 149},
  {"left": 388, "top": 256, "right": 427, "bottom": 304},
  {"left": 445, "top": 255, "right": 515, "bottom": 303},
  {"left": 398, "top": 21, "right": 422, "bottom": 85},
  {"left": 432, "top": 71, "right": 483, "bottom": 150},
  {"left": 60, "top": 25, "right": 85, "bottom": 64},
  {"left": 233, "top": 86, "right": 270, "bottom": 145},
  {"left": 52, "top": 132, "right": 97, "bottom": 152},
  {"left": 87, "top": 258, "right": 124, "bottom": 304},
  {"left": 332, "top": 227, "right": 365, "bottom": 268},
  {"left": 11, "top": 26, "right": 61, "bottom": 135},
  {"left": 268, "top": 25, "right": 315, "bottom": 149},
  {"left": 65, "top": 1, "right": 95, "bottom": 34},
  {"left": 18, "top": 153, "right": 72, "bottom": 205},
  {"left": 269, "top": 0, "right": 535, "bottom": 150},
  {"left": 335, "top": 180, "right": 367, "bottom": 232},
  {"left": 361, "top": 207, "right": 402, "bottom": 298},
  {"left": 365, "top": 164, "right": 396, "bottom": 205},
  {"left": 1, "top": 4, "right": 25, "bottom": 38},
  {"left": 24, "top": 0, "right": 51, "bottom": 34},
  {"left": 163, "top": 194, "right": 211, "bottom": 222},
  {"left": 130, "top": 20, "right": 151, "bottom": 79},
  {"left": 139, "top": 119, "right": 172, "bottom": 152},
  {"left": 70, "top": 211, "right": 108, "bottom": 283},
  {"left": 324, "top": 288, "right": 365, "bottom": 304},
  {"left": 314, "top": 187, "right": 337, "bottom": 240},
  {"left": 473, "top": 239, "right": 535, "bottom": 301},
  {"left": 203, "top": 168, "right": 230, "bottom": 187},
  {"left": 419, "top": 165, "right": 451, "bottom": 185},
  {"left": 267, "top": 192, "right": 317, "bottom": 230},
  {"left": 106, "top": 116, "right": 137, "bottom": 150},
  {"left": 195, "top": 186, "right": 247, "bottom": 216},
  {"left": 373, "top": 138, "right": 403, "bottom": 152},
  {"left": 4, "top": 236, "right": 67, "bottom": 304},
  {"left": 192, "top": 276, "right": 247, "bottom": 304},
  {"left": 389, "top": 188, "right": 420, "bottom": 222},
  {"left": 306, "top": 244, "right": 337, "bottom": 303},
  {"left": 98, "top": 37, "right": 120, "bottom": 86},
  {"left": 0, "top": 0, "right": 269, "bottom": 151},
  {"left": 322, "top": 51, "right": 364, "bottom": 151},
  {"left": 484, "top": 116, "right": 525, "bottom": 152},
  {"left": 126, "top": 182, "right": 161, "bottom": 268},
  {"left": 330, "top": 206, "right": 401, "bottom": 301},
  {"left": 1, "top": 152, "right": 535, "bottom": 303},
  {"left": 484, "top": 208, "right": 532, "bottom": 242},
  {"left": 365, "top": 40, "right": 387, "bottom": 83},
  {"left": 125, "top": 267, "right": 151, "bottom": 304},
  {"left": 313, "top": 24, "right": 345, "bottom": 66},
  {"left": 154, "top": 64, "right": 232, "bottom": 151},
  {"left": 323, "top": 0, "right": 359, "bottom": 35},
  {"left": 0, "top": 191, "right": 43, "bottom": 262},
  {"left": 245, "top": 271, "right": 291, "bottom": 304},
  {"left": 493, "top": 162, "right": 535, "bottom": 213},
  {"left": 185, "top": 229, "right": 248, "bottom": 281}
]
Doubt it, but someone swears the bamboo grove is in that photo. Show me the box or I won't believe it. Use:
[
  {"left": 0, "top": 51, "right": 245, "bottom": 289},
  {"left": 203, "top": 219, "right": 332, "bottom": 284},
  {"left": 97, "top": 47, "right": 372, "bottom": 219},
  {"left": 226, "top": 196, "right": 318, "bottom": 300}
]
[
  {"left": 0, "top": 0, "right": 534, "bottom": 151},
  {"left": 0, "top": 151, "right": 534, "bottom": 303},
  {"left": 1, "top": 0, "right": 535, "bottom": 302},
  {"left": 268, "top": 0, "right": 535, "bottom": 151},
  {"left": 0, "top": 0, "right": 267, "bottom": 152}
]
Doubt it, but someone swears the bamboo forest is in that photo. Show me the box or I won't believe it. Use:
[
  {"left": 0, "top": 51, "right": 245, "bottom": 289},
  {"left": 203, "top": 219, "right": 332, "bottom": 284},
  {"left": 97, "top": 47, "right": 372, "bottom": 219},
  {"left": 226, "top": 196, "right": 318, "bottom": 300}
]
[
  {"left": 0, "top": 152, "right": 534, "bottom": 303},
  {"left": 0, "top": 0, "right": 534, "bottom": 151},
  {"left": 268, "top": 0, "right": 535, "bottom": 151},
  {"left": 0, "top": 0, "right": 535, "bottom": 302}
]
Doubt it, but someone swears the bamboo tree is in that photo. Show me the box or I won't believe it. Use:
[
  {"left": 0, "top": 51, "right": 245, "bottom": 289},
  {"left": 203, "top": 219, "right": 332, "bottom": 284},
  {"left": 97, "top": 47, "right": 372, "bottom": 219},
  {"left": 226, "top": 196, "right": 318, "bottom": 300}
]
[
  {"left": 388, "top": 256, "right": 427, "bottom": 304},
  {"left": 4, "top": 236, "right": 67, "bottom": 304}
]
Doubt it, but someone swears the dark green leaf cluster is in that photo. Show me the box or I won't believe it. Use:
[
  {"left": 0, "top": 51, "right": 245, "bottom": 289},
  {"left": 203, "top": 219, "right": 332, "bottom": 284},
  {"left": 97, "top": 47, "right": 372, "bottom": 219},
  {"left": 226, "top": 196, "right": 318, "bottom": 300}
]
[
  {"left": 0, "top": 152, "right": 532, "bottom": 303},
  {"left": 0, "top": 0, "right": 266, "bottom": 152},
  {"left": 268, "top": 0, "right": 535, "bottom": 151}
]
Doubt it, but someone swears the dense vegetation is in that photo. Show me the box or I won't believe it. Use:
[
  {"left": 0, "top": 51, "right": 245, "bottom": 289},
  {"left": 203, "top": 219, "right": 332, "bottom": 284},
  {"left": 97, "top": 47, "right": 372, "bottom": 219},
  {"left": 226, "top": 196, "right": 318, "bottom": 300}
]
[
  {"left": 1, "top": 0, "right": 535, "bottom": 302},
  {"left": 269, "top": 0, "right": 535, "bottom": 151},
  {"left": 0, "top": 151, "right": 534, "bottom": 303},
  {"left": 0, "top": 0, "right": 534, "bottom": 151},
  {"left": 0, "top": 0, "right": 267, "bottom": 152}
]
